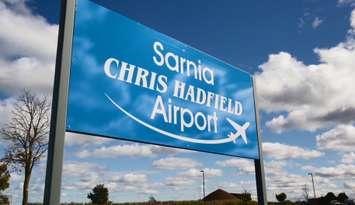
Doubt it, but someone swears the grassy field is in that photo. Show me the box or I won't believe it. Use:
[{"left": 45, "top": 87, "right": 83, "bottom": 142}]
[
  {"left": 29, "top": 200, "right": 305, "bottom": 205},
  {"left": 112, "top": 199, "right": 257, "bottom": 205},
  {"left": 30, "top": 199, "right": 259, "bottom": 205}
]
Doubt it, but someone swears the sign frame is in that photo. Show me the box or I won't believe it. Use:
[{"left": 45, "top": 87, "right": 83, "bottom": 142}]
[{"left": 43, "top": 0, "right": 267, "bottom": 204}]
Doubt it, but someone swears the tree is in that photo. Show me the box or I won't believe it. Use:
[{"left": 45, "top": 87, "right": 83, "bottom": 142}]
[
  {"left": 337, "top": 192, "right": 348, "bottom": 203},
  {"left": 276, "top": 192, "right": 287, "bottom": 202},
  {"left": 241, "top": 189, "right": 252, "bottom": 201},
  {"left": 321, "top": 192, "right": 337, "bottom": 205},
  {"left": 0, "top": 163, "right": 10, "bottom": 192},
  {"left": 0, "top": 163, "right": 10, "bottom": 204},
  {"left": 87, "top": 184, "right": 109, "bottom": 205},
  {"left": 302, "top": 184, "right": 309, "bottom": 201},
  {"left": 324, "top": 192, "right": 336, "bottom": 201},
  {"left": 148, "top": 196, "right": 157, "bottom": 203},
  {"left": 0, "top": 90, "right": 50, "bottom": 205}
]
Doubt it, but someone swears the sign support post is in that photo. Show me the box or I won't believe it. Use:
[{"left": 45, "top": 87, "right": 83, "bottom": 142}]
[
  {"left": 43, "top": 0, "right": 75, "bottom": 204},
  {"left": 252, "top": 76, "right": 267, "bottom": 205}
]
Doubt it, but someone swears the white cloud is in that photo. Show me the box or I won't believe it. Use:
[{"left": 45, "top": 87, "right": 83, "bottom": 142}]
[
  {"left": 112, "top": 173, "right": 147, "bottom": 184},
  {"left": 342, "top": 152, "right": 355, "bottom": 164},
  {"left": 255, "top": 10, "right": 355, "bottom": 132},
  {"left": 61, "top": 161, "right": 105, "bottom": 191},
  {"left": 218, "top": 180, "right": 256, "bottom": 194},
  {"left": 180, "top": 168, "right": 222, "bottom": 178},
  {"left": 316, "top": 124, "right": 355, "bottom": 152},
  {"left": 0, "top": 97, "right": 15, "bottom": 127},
  {"left": 263, "top": 142, "right": 323, "bottom": 160},
  {"left": 264, "top": 160, "right": 286, "bottom": 175},
  {"left": 266, "top": 173, "right": 307, "bottom": 194},
  {"left": 61, "top": 161, "right": 155, "bottom": 196},
  {"left": 216, "top": 158, "right": 254, "bottom": 173},
  {"left": 265, "top": 115, "right": 288, "bottom": 134},
  {"left": 158, "top": 167, "right": 222, "bottom": 192},
  {"left": 65, "top": 132, "right": 113, "bottom": 146},
  {"left": 62, "top": 161, "right": 104, "bottom": 177},
  {"left": 149, "top": 145, "right": 192, "bottom": 154},
  {"left": 152, "top": 157, "right": 201, "bottom": 170},
  {"left": 76, "top": 142, "right": 188, "bottom": 158},
  {"left": 164, "top": 176, "right": 194, "bottom": 188},
  {"left": 303, "top": 164, "right": 355, "bottom": 178},
  {"left": 1, "top": 0, "right": 31, "bottom": 15},
  {"left": 136, "top": 186, "right": 159, "bottom": 195},
  {"left": 0, "top": 2, "right": 57, "bottom": 61},
  {"left": 76, "top": 143, "right": 157, "bottom": 158},
  {"left": 161, "top": 167, "right": 222, "bottom": 190},
  {"left": 0, "top": 57, "right": 54, "bottom": 95},
  {"left": 0, "top": 2, "right": 57, "bottom": 96},
  {"left": 344, "top": 181, "right": 355, "bottom": 190},
  {"left": 111, "top": 177, "right": 159, "bottom": 196},
  {"left": 312, "top": 17, "right": 323, "bottom": 29},
  {"left": 318, "top": 164, "right": 355, "bottom": 178}
]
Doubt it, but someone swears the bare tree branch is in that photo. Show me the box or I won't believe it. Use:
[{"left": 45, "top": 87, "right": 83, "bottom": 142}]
[{"left": 0, "top": 89, "right": 50, "bottom": 205}]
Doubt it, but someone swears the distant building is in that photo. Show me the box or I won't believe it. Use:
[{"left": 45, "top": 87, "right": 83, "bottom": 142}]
[{"left": 202, "top": 189, "right": 251, "bottom": 201}]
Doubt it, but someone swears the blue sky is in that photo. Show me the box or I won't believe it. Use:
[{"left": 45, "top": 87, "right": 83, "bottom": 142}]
[{"left": 0, "top": 0, "right": 355, "bottom": 204}]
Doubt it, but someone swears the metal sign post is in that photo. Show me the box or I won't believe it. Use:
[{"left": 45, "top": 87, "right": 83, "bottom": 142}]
[
  {"left": 252, "top": 76, "right": 267, "bottom": 205},
  {"left": 43, "top": 0, "right": 75, "bottom": 204}
]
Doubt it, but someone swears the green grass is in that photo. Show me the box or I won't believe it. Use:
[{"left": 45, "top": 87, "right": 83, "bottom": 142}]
[
  {"left": 112, "top": 199, "right": 257, "bottom": 205},
  {"left": 31, "top": 199, "right": 258, "bottom": 205},
  {"left": 29, "top": 200, "right": 308, "bottom": 205}
]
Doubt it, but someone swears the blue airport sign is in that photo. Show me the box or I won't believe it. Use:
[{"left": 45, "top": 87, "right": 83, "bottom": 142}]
[{"left": 66, "top": 0, "right": 260, "bottom": 159}]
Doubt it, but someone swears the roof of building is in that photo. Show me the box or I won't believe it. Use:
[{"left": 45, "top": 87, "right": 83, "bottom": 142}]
[{"left": 202, "top": 189, "right": 238, "bottom": 201}]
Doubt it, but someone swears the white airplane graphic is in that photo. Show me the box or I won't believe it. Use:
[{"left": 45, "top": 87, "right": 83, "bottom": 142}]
[{"left": 226, "top": 118, "right": 250, "bottom": 144}]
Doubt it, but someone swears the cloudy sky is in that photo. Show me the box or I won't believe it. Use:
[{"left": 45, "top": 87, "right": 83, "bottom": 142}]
[{"left": 0, "top": 0, "right": 355, "bottom": 204}]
